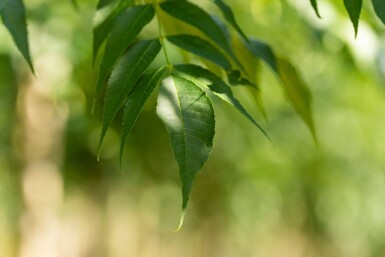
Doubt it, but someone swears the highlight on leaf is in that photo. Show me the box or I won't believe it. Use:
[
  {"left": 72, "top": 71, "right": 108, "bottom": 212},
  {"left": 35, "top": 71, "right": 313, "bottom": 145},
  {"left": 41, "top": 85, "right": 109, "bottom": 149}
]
[{"left": 156, "top": 74, "right": 215, "bottom": 216}]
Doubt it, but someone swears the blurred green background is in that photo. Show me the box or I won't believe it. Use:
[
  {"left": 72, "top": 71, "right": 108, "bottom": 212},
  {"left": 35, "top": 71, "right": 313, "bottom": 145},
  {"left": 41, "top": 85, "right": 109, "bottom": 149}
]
[{"left": 1, "top": 0, "right": 385, "bottom": 256}]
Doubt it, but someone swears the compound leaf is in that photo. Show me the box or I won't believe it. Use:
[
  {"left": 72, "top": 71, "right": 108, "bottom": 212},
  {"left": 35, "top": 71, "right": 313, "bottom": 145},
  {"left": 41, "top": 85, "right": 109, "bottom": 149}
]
[
  {"left": 94, "top": 4, "right": 155, "bottom": 101},
  {"left": 0, "top": 0, "right": 34, "bottom": 73},
  {"left": 167, "top": 34, "right": 232, "bottom": 70},
  {"left": 156, "top": 74, "right": 215, "bottom": 221},
  {"left": 120, "top": 66, "right": 168, "bottom": 166},
  {"left": 98, "top": 39, "right": 161, "bottom": 154}
]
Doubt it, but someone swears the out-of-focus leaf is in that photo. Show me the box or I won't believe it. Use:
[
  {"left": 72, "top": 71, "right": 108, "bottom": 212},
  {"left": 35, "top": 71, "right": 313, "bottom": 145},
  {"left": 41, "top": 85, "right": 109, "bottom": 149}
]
[
  {"left": 98, "top": 39, "right": 161, "bottom": 154},
  {"left": 94, "top": 4, "right": 155, "bottom": 102},
  {"left": 0, "top": 0, "right": 34, "bottom": 73},
  {"left": 310, "top": 0, "right": 321, "bottom": 18},
  {"left": 156, "top": 74, "right": 215, "bottom": 226},
  {"left": 277, "top": 58, "right": 316, "bottom": 141},
  {"left": 97, "top": 0, "right": 117, "bottom": 10},
  {"left": 174, "top": 64, "right": 269, "bottom": 139},
  {"left": 212, "top": 0, "right": 249, "bottom": 42},
  {"left": 93, "top": 0, "right": 135, "bottom": 65},
  {"left": 120, "top": 66, "right": 168, "bottom": 166},
  {"left": 226, "top": 69, "right": 254, "bottom": 87},
  {"left": 246, "top": 39, "right": 277, "bottom": 72},
  {"left": 160, "top": 1, "right": 235, "bottom": 61},
  {"left": 343, "top": 0, "right": 362, "bottom": 37},
  {"left": 372, "top": 0, "right": 385, "bottom": 25},
  {"left": 167, "top": 35, "right": 232, "bottom": 70}
]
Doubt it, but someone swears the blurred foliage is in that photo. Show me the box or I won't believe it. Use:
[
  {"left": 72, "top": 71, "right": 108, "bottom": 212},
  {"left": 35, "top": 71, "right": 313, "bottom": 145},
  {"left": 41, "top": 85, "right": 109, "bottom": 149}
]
[{"left": 1, "top": 0, "right": 385, "bottom": 257}]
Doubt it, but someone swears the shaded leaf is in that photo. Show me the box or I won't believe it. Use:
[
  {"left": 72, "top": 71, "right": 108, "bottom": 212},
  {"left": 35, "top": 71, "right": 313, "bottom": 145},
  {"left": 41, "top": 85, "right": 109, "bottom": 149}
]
[
  {"left": 98, "top": 39, "right": 161, "bottom": 154},
  {"left": 156, "top": 74, "right": 215, "bottom": 218},
  {"left": 343, "top": 0, "right": 362, "bottom": 37},
  {"left": 174, "top": 64, "right": 269, "bottom": 139},
  {"left": 246, "top": 39, "right": 277, "bottom": 72},
  {"left": 276, "top": 58, "right": 316, "bottom": 141},
  {"left": 372, "top": 0, "right": 385, "bottom": 25},
  {"left": 160, "top": 1, "right": 236, "bottom": 62},
  {"left": 212, "top": 0, "right": 249, "bottom": 42},
  {"left": 94, "top": 4, "right": 155, "bottom": 102},
  {"left": 120, "top": 66, "right": 168, "bottom": 166},
  {"left": 97, "top": 0, "right": 117, "bottom": 10},
  {"left": 0, "top": 0, "right": 34, "bottom": 72},
  {"left": 93, "top": 0, "right": 135, "bottom": 65},
  {"left": 167, "top": 34, "right": 232, "bottom": 70},
  {"left": 310, "top": 0, "right": 321, "bottom": 18}
]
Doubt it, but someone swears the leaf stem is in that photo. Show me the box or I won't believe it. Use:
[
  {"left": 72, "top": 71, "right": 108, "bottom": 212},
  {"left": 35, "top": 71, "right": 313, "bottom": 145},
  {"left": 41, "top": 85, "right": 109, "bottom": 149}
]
[{"left": 153, "top": 2, "right": 172, "bottom": 67}]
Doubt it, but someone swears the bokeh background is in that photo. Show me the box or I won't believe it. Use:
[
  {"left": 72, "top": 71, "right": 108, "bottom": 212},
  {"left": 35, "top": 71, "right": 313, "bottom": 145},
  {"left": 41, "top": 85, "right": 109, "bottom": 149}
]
[{"left": 1, "top": 0, "right": 385, "bottom": 256}]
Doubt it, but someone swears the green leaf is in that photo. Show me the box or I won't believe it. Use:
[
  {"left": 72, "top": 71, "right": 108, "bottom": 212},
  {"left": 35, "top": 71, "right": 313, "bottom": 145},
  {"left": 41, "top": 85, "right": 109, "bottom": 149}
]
[
  {"left": 0, "top": 0, "right": 34, "bottom": 73},
  {"left": 92, "top": 0, "right": 135, "bottom": 66},
  {"left": 276, "top": 58, "right": 316, "bottom": 141},
  {"left": 310, "top": 0, "right": 321, "bottom": 18},
  {"left": 97, "top": 0, "right": 117, "bottom": 10},
  {"left": 343, "top": 0, "right": 362, "bottom": 37},
  {"left": 94, "top": 4, "right": 155, "bottom": 102},
  {"left": 174, "top": 64, "right": 269, "bottom": 139},
  {"left": 372, "top": 0, "right": 385, "bottom": 25},
  {"left": 212, "top": 0, "right": 249, "bottom": 42},
  {"left": 166, "top": 35, "right": 232, "bottom": 70},
  {"left": 98, "top": 39, "right": 161, "bottom": 154},
  {"left": 156, "top": 74, "right": 215, "bottom": 218},
  {"left": 246, "top": 39, "right": 277, "bottom": 72},
  {"left": 120, "top": 66, "right": 168, "bottom": 166},
  {"left": 159, "top": 1, "right": 232, "bottom": 60}
]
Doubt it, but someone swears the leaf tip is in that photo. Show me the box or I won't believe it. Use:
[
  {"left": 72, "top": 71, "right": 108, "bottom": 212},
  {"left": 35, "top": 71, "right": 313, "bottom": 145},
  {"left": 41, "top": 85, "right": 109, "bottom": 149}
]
[{"left": 174, "top": 209, "right": 186, "bottom": 232}]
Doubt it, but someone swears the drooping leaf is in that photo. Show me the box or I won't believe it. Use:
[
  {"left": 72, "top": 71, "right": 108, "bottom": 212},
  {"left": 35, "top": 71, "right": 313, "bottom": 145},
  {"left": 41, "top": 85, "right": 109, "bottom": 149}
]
[
  {"left": 343, "top": 0, "right": 362, "bottom": 37},
  {"left": 120, "top": 66, "right": 168, "bottom": 166},
  {"left": 226, "top": 69, "right": 254, "bottom": 87},
  {"left": 212, "top": 0, "right": 249, "bottom": 42},
  {"left": 92, "top": 0, "right": 135, "bottom": 66},
  {"left": 174, "top": 64, "right": 269, "bottom": 139},
  {"left": 276, "top": 58, "right": 316, "bottom": 141},
  {"left": 166, "top": 35, "right": 232, "bottom": 70},
  {"left": 156, "top": 74, "right": 215, "bottom": 219},
  {"left": 0, "top": 0, "right": 34, "bottom": 73},
  {"left": 372, "top": 0, "right": 385, "bottom": 25},
  {"left": 310, "top": 0, "right": 321, "bottom": 18},
  {"left": 246, "top": 39, "right": 277, "bottom": 72},
  {"left": 160, "top": 1, "right": 235, "bottom": 61},
  {"left": 94, "top": 4, "right": 155, "bottom": 102},
  {"left": 231, "top": 36, "right": 267, "bottom": 119},
  {"left": 97, "top": 0, "right": 117, "bottom": 10},
  {"left": 98, "top": 39, "right": 161, "bottom": 154}
]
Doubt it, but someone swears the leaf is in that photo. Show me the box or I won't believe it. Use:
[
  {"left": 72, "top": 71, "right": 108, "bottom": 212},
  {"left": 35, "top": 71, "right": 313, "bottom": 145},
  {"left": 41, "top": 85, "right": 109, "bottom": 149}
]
[
  {"left": 94, "top": 4, "right": 155, "bottom": 102},
  {"left": 156, "top": 74, "right": 215, "bottom": 219},
  {"left": 166, "top": 35, "right": 232, "bottom": 70},
  {"left": 92, "top": 0, "right": 135, "bottom": 66},
  {"left": 212, "top": 0, "right": 249, "bottom": 42},
  {"left": 372, "top": 0, "right": 385, "bottom": 25},
  {"left": 343, "top": 0, "right": 362, "bottom": 37},
  {"left": 276, "top": 58, "right": 316, "bottom": 141},
  {"left": 97, "top": 0, "right": 117, "bottom": 10},
  {"left": 159, "top": 1, "right": 234, "bottom": 61},
  {"left": 310, "top": 0, "right": 321, "bottom": 18},
  {"left": 120, "top": 66, "right": 168, "bottom": 166},
  {"left": 174, "top": 64, "right": 269, "bottom": 139},
  {"left": 246, "top": 39, "right": 277, "bottom": 72},
  {"left": 0, "top": 0, "right": 34, "bottom": 73},
  {"left": 98, "top": 39, "right": 161, "bottom": 154}
]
